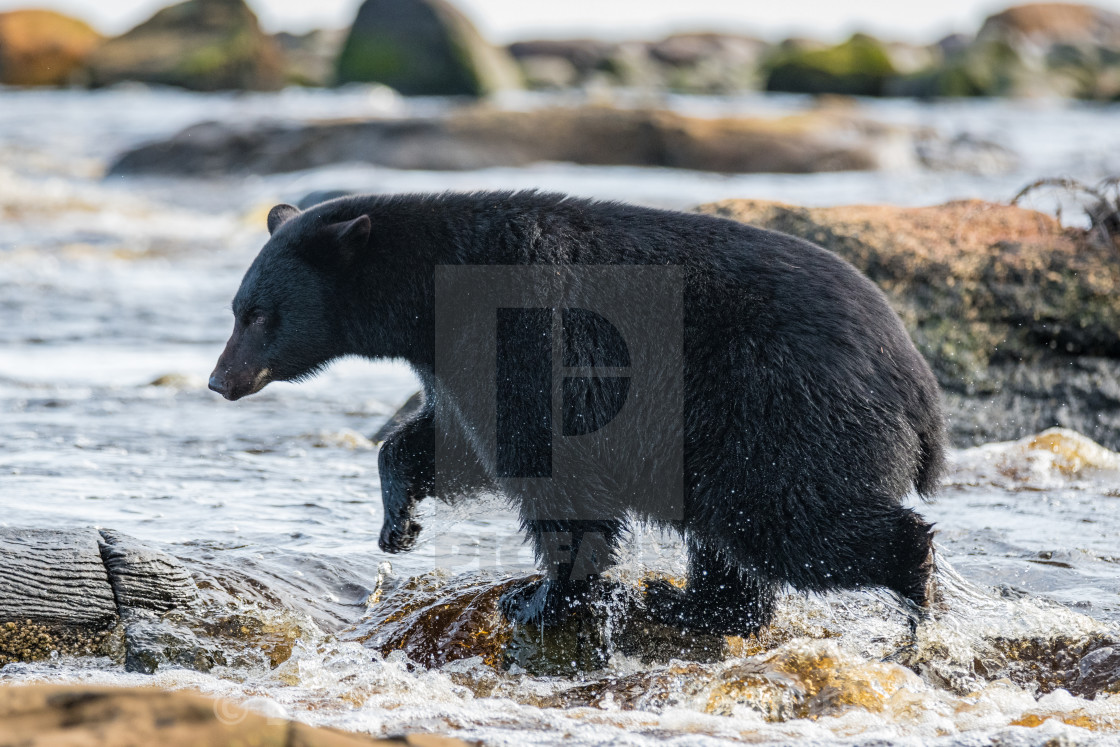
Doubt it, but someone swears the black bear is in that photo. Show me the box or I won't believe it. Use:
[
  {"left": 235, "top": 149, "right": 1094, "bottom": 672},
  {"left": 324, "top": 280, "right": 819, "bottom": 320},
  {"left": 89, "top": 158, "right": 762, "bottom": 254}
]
[{"left": 209, "top": 191, "right": 946, "bottom": 635}]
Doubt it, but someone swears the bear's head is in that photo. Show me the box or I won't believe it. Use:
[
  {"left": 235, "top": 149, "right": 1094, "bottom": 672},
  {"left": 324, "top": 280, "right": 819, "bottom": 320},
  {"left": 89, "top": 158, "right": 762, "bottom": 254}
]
[{"left": 208, "top": 203, "right": 372, "bottom": 401}]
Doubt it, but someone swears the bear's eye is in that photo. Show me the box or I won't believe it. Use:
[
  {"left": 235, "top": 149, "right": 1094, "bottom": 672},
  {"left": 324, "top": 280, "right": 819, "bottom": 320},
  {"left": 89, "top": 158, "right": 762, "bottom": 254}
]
[{"left": 250, "top": 312, "right": 267, "bottom": 327}]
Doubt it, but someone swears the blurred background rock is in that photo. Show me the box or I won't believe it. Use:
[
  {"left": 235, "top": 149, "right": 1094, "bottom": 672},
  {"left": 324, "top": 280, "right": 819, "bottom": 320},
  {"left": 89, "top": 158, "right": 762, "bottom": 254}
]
[{"left": 0, "top": 0, "right": 1118, "bottom": 98}]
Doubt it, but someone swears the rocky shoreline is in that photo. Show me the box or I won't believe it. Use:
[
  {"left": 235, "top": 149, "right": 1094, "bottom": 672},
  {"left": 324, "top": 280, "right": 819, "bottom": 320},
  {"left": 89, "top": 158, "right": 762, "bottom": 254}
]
[{"left": 2, "top": 0, "right": 1119, "bottom": 100}]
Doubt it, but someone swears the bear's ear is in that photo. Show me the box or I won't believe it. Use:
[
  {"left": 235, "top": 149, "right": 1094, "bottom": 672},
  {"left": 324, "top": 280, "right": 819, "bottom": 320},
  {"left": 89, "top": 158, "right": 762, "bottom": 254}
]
[
  {"left": 267, "top": 204, "right": 299, "bottom": 235},
  {"left": 325, "top": 215, "right": 372, "bottom": 264}
]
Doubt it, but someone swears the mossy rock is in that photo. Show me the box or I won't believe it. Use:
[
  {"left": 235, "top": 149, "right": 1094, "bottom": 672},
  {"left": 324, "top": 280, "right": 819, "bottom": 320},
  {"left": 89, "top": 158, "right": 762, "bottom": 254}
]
[
  {"left": 0, "top": 10, "right": 102, "bottom": 86},
  {"left": 696, "top": 198, "right": 1120, "bottom": 446},
  {"left": 765, "top": 33, "right": 897, "bottom": 96},
  {"left": 336, "top": 0, "right": 521, "bottom": 95},
  {"left": 85, "top": 0, "right": 283, "bottom": 91}
]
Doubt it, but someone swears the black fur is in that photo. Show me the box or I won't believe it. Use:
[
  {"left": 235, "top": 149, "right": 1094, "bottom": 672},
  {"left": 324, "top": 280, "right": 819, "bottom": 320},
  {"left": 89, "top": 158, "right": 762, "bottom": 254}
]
[{"left": 211, "top": 190, "right": 947, "bottom": 635}]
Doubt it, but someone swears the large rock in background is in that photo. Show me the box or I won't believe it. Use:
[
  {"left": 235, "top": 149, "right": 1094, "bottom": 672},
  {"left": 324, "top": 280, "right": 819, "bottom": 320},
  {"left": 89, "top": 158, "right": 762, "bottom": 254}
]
[
  {"left": 765, "top": 33, "right": 899, "bottom": 96},
  {"left": 274, "top": 28, "right": 347, "bottom": 87},
  {"left": 106, "top": 104, "right": 931, "bottom": 176},
  {"left": 0, "top": 9, "right": 102, "bottom": 86},
  {"left": 336, "top": 0, "right": 521, "bottom": 95},
  {"left": 981, "top": 2, "right": 1120, "bottom": 48},
  {"left": 697, "top": 199, "right": 1120, "bottom": 447},
  {"left": 85, "top": 0, "right": 283, "bottom": 91},
  {"left": 508, "top": 33, "right": 770, "bottom": 93},
  {"left": 897, "top": 3, "right": 1120, "bottom": 98}
]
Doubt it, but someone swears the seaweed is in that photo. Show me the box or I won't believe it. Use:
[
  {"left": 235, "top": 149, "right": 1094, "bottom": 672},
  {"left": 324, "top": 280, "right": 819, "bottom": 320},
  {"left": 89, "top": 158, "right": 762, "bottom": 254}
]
[{"left": 1012, "top": 176, "right": 1120, "bottom": 248}]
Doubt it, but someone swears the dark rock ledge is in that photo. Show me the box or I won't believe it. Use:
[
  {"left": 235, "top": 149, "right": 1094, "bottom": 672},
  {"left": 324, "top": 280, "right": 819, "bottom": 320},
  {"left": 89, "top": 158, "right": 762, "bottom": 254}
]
[{"left": 0, "top": 527, "right": 197, "bottom": 670}]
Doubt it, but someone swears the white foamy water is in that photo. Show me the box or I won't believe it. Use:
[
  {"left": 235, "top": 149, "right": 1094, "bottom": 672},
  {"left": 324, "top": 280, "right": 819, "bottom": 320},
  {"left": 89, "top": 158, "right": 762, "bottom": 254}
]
[{"left": 1, "top": 86, "right": 1119, "bottom": 746}]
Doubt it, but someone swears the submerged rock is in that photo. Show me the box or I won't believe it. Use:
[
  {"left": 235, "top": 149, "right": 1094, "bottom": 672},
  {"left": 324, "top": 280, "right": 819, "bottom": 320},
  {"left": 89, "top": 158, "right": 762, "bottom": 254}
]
[
  {"left": 348, "top": 571, "right": 727, "bottom": 675},
  {"left": 1070, "top": 646, "right": 1120, "bottom": 696},
  {"left": 336, "top": 0, "right": 521, "bottom": 95},
  {"left": 0, "top": 10, "right": 102, "bottom": 86},
  {"left": 85, "top": 0, "right": 284, "bottom": 92},
  {"left": 108, "top": 105, "right": 925, "bottom": 176},
  {"left": 696, "top": 198, "right": 1120, "bottom": 448}
]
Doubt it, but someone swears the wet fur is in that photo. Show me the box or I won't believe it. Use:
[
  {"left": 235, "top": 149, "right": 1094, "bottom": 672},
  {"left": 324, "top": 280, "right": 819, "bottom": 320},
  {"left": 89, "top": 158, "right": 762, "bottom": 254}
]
[{"left": 224, "top": 190, "right": 947, "bottom": 635}]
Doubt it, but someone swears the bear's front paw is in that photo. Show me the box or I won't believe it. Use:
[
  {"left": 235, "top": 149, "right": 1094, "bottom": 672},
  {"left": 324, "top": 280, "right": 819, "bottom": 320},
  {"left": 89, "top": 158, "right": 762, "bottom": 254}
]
[
  {"left": 378, "top": 517, "right": 421, "bottom": 554},
  {"left": 499, "top": 579, "right": 597, "bottom": 627}
]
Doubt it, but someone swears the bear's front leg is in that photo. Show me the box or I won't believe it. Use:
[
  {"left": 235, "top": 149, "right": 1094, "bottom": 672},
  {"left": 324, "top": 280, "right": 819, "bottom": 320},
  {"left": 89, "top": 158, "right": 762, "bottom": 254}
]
[
  {"left": 377, "top": 410, "right": 434, "bottom": 554},
  {"left": 500, "top": 519, "right": 623, "bottom": 626}
]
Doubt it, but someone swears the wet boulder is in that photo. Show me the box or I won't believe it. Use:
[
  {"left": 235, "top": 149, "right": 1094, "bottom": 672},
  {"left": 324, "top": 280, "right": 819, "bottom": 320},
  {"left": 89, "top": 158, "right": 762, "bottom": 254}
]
[
  {"left": 695, "top": 198, "right": 1120, "bottom": 448},
  {"left": 0, "top": 528, "right": 198, "bottom": 669},
  {"left": 336, "top": 0, "right": 521, "bottom": 95},
  {"left": 348, "top": 571, "right": 727, "bottom": 676},
  {"left": 85, "top": 0, "right": 284, "bottom": 91},
  {"left": 0, "top": 528, "right": 119, "bottom": 666},
  {"left": 0, "top": 10, "right": 102, "bottom": 87},
  {"left": 1069, "top": 646, "right": 1120, "bottom": 696},
  {"left": 765, "top": 33, "right": 898, "bottom": 97}
]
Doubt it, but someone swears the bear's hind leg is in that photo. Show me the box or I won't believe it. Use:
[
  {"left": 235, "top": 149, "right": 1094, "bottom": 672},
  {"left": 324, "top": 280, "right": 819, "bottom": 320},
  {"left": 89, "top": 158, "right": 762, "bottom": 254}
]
[
  {"left": 500, "top": 519, "right": 624, "bottom": 626},
  {"left": 864, "top": 508, "right": 936, "bottom": 610},
  {"left": 645, "top": 538, "right": 778, "bottom": 636}
]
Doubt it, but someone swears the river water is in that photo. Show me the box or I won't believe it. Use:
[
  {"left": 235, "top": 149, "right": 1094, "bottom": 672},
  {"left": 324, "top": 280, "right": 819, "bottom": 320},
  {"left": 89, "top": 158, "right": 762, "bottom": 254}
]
[{"left": 1, "top": 85, "right": 1119, "bottom": 745}]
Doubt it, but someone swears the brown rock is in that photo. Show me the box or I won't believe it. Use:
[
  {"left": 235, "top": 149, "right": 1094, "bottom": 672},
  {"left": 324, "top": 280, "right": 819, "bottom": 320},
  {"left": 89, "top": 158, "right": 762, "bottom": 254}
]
[
  {"left": 348, "top": 571, "right": 727, "bottom": 676},
  {"left": 978, "top": 3, "right": 1120, "bottom": 47},
  {"left": 696, "top": 198, "right": 1120, "bottom": 447},
  {"left": 85, "top": 0, "right": 283, "bottom": 91},
  {"left": 0, "top": 10, "right": 102, "bottom": 86},
  {"left": 108, "top": 105, "right": 913, "bottom": 176},
  {"left": 0, "top": 684, "right": 466, "bottom": 746}
]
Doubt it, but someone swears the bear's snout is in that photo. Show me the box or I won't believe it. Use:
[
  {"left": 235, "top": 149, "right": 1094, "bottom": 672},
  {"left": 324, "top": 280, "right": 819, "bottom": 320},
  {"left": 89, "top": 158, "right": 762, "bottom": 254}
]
[
  {"left": 208, "top": 373, "right": 226, "bottom": 397},
  {"left": 208, "top": 365, "right": 272, "bottom": 401},
  {"left": 208, "top": 372, "right": 235, "bottom": 400}
]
